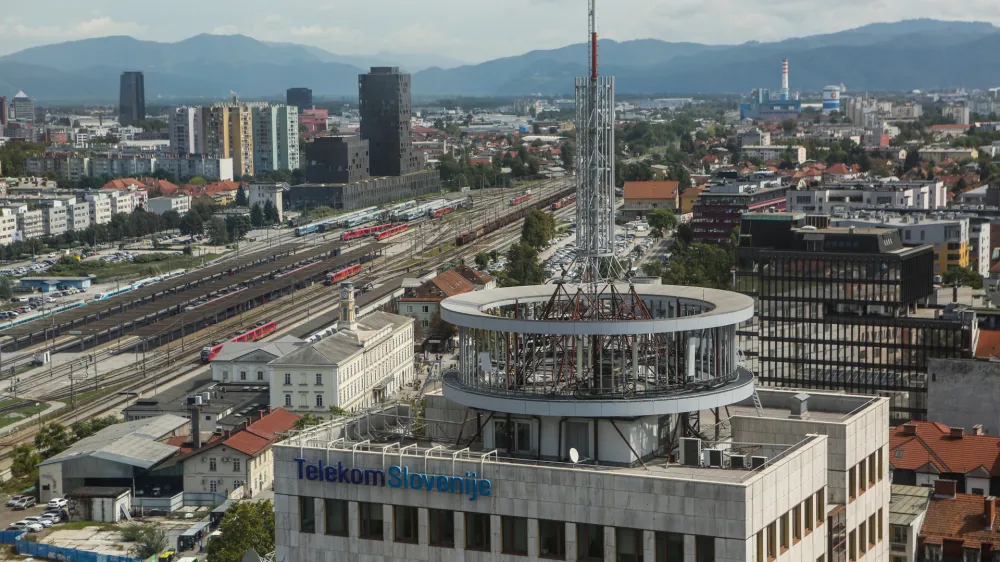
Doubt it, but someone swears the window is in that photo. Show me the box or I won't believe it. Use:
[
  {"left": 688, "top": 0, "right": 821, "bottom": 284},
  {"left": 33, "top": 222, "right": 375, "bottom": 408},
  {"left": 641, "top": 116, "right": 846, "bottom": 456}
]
[
  {"left": 869, "top": 452, "right": 876, "bottom": 485},
  {"left": 209, "top": 458, "right": 217, "bottom": 472},
  {"left": 849, "top": 529, "right": 857, "bottom": 561},
  {"left": 233, "top": 460, "right": 240, "bottom": 472},
  {"left": 494, "top": 420, "right": 533, "bottom": 454},
  {"left": 904, "top": 230, "right": 911, "bottom": 241},
  {"left": 793, "top": 505, "right": 802, "bottom": 542},
  {"left": 767, "top": 522, "right": 776, "bottom": 560},
  {"left": 539, "top": 520, "right": 565, "bottom": 559},
  {"left": 299, "top": 497, "right": 315, "bottom": 534},
  {"left": 892, "top": 525, "right": 906, "bottom": 545},
  {"left": 284, "top": 394, "right": 292, "bottom": 407},
  {"left": 428, "top": 509, "right": 454, "bottom": 548},
  {"left": 878, "top": 449, "right": 884, "bottom": 481},
  {"left": 222, "top": 370, "right": 229, "bottom": 380},
  {"left": 578, "top": 524, "right": 604, "bottom": 561},
  {"left": 920, "top": 230, "right": 926, "bottom": 241},
  {"left": 973, "top": 488, "right": 985, "bottom": 495},
  {"left": 465, "top": 512, "right": 490, "bottom": 551},
  {"left": 284, "top": 373, "right": 291, "bottom": 385},
  {"left": 755, "top": 532, "right": 764, "bottom": 562},
  {"left": 394, "top": 505, "right": 418, "bottom": 543},
  {"left": 316, "top": 394, "right": 324, "bottom": 408},
  {"left": 324, "top": 499, "right": 348, "bottom": 536},
  {"left": 858, "top": 459, "right": 866, "bottom": 493},
  {"left": 695, "top": 536, "right": 714, "bottom": 562},
  {"left": 502, "top": 516, "right": 529, "bottom": 555},
  {"left": 615, "top": 528, "right": 643, "bottom": 562},
  {"left": 315, "top": 373, "right": 323, "bottom": 386},
  {"left": 925, "top": 544, "right": 942, "bottom": 562},
  {"left": 870, "top": 514, "right": 877, "bottom": 546},
  {"left": 849, "top": 467, "right": 857, "bottom": 500},
  {"left": 805, "top": 496, "right": 814, "bottom": 533},
  {"left": 240, "top": 371, "right": 247, "bottom": 381},
  {"left": 780, "top": 512, "right": 789, "bottom": 550},
  {"left": 359, "top": 502, "right": 384, "bottom": 540},
  {"left": 210, "top": 480, "right": 217, "bottom": 493},
  {"left": 817, "top": 489, "right": 825, "bottom": 526},
  {"left": 257, "top": 371, "right": 264, "bottom": 381},
  {"left": 859, "top": 522, "right": 867, "bottom": 555}
]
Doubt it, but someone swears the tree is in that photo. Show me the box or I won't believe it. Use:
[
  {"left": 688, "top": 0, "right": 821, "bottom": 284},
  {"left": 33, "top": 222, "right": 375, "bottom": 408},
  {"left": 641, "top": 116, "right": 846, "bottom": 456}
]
[
  {"left": 178, "top": 211, "right": 204, "bottom": 236},
  {"left": 662, "top": 243, "right": 734, "bottom": 290},
  {"left": 250, "top": 203, "right": 265, "bottom": 228},
  {"left": 942, "top": 266, "right": 983, "bottom": 290},
  {"left": 560, "top": 142, "right": 575, "bottom": 170},
  {"left": 34, "top": 423, "right": 72, "bottom": 456},
  {"left": 903, "top": 149, "right": 921, "bottom": 172},
  {"left": 675, "top": 223, "right": 694, "bottom": 245},
  {"left": 521, "top": 209, "right": 555, "bottom": 250},
  {"left": 206, "top": 500, "right": 275, "bottom": 562},
  {"left": 328, "top": 406, "right": 350, "bottom": 417},
  {"left": 0, "top": 276, "right": 12, "bottom": 300},
  {"left": 781, "top": 118, "right": 798, "bottom": 135},
  {"left": 294, "top": 413, "right": 322, "bottom": 430},
  {"left": 646, "top": 209, "right": 678, "bottom": 235},
  {"left": 207, "top": 218, "right": 229, "bottom": 245},
  {"left": 641, "top": 260, "right": 663, "bottom": 278},
  {"left": 502, "top": 242, "right": 545, "bottom": 286},
  {"left": 235, "top": 184, "right": 249, "bottom": 207},
  {"left": 474, "top": 252, "right": 491, "bottom": 270},
  {"left": 11, "top": 444, "right": 40, "bottom": 478},
  {"left": 130, "top": 525, "right": 169, "bottom": 558},
  {"left": 263, "top": 199, "right": 279, "bottom": 224}
]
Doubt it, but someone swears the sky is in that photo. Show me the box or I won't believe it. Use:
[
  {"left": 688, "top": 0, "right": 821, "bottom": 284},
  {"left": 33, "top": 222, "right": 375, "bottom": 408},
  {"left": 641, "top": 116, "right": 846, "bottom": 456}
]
[{"left": 2, "top": 0, "right": 1000, "bottom": 62}]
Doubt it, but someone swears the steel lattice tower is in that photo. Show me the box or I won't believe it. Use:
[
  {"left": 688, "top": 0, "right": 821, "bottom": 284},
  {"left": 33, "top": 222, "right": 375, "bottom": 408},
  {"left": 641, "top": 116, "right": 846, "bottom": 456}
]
[{"left": 574, "top": 0, "right": 620, "bottom": 283}]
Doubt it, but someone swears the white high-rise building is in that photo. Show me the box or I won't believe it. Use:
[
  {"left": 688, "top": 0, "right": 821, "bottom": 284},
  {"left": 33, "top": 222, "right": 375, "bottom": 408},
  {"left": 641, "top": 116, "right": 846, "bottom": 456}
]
[
  {"left": 168, "top": 107, "right": 205, "bottom": 155},
  {"left": 252, "top": 105, "right": 299, "bottom": 172}
]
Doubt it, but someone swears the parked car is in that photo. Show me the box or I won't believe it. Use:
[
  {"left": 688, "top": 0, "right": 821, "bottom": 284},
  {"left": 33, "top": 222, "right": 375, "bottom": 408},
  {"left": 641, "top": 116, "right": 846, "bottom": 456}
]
[
  {"left": 6, "top": 495, "right": 25, "bottom": 507},
  {"left": 10, "top": 520, "right": 44, "bottom": 532},
  {"left": 40, "top": 512, "right": 61, "bottom": 524},
  {"left": 22, "top": 516, "right": 52, "bottom": 528},
  {"left": 46, "top": 497, "right": 67, "bottom": 509},
  {"left": 13, "top": 497, "right": 36, "bottom": 510}
]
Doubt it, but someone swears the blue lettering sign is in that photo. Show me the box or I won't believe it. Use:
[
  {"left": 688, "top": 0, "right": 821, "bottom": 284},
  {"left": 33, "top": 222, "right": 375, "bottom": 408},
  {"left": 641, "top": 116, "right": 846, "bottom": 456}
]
[{"left": 294, "top": 458, "right": 492, "bottom": 501}]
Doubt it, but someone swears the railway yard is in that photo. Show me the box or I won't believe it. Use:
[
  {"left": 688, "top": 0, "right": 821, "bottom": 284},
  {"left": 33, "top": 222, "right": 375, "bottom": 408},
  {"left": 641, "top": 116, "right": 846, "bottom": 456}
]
[{"left": 0, "top": 178, "right": 576, "bottom": 469}]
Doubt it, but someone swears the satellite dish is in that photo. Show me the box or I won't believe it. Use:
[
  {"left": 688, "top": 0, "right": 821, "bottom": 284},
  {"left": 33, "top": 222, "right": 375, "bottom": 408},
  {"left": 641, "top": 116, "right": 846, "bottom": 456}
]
[
  {"left": 241, "top": 551, "right": 263, "bottom": 562},
  {"left": 569, "top": 448, "right": 580, "bottom": 464}
]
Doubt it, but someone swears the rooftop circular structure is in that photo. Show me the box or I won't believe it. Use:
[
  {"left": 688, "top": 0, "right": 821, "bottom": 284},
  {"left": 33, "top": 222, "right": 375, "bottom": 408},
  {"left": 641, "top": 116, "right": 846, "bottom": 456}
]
[{"left": 441, "top": 282, "right": 756, "bottom": 417}]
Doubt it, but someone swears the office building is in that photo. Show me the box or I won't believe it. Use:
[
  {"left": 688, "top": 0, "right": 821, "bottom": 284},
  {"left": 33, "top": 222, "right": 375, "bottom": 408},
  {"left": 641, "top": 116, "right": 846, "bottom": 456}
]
[
  {"left": 252, "top": 105, "right": 299, "bottom": 172},
  {"left": 286, "top": 88, "right": 313, "bottom": 113},
  {"left": 304, "top": 135, "right": 370, "bottom": 185},
  {"left": 11, "top": 90, "right": 34, "bottom": 123},
  {"left": 0, "top": 96, "right": 8, "bottom": 126},
  {"left": 287, "top": 172, "right": 441, "bottom": 211},
  {"left": 118, "top": 71, "right": 146, "bottom": 127},
  {"left": 359, "top": 67, "right": 420, "bottom": 177},
  {"left": 736, "top": 213, "right": 975, "bottom": 421},
  {"left": 787, "top": 180, "right": 947, "bottom": 215},
  {"left": 829, "top": 214, "right": 971, "bottom": 275},
  {"left": 268, "top": 285, "right": 414, "bottom": 414},
  {"left": 690, "top": 182, "right": 788, "bottom": 245}
]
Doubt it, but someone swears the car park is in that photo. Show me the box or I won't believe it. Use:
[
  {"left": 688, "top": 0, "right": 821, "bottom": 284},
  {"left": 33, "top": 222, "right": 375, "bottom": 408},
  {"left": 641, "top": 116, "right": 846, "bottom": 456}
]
[
  {"left": 46, "top": 498, "right": 67, "bottom": 509},
  {"left": 13, "top": 497, "right": 36, "bottom": 510},
  {"left": 10, "top": 521, "right": 44, "bottom": 532},
  {"left": 6, "top": 495, "right": 25, "bottom": 507},
  {"left": 23, "top": 516, "right": 52, "bottom": 528},
  {"left": 40, "top": 513, "right": 61, "bottom": 524}
]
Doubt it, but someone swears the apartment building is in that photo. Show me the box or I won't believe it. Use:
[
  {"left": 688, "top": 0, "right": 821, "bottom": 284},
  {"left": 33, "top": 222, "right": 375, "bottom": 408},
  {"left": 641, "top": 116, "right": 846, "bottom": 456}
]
[
  {"left": 67, "top": 200, "right": 91, "bottom": 231},
  {"left": 153, "top": 156, "right": 234, "bottom": 182},
  {"left": 229, "top": 104, "right": 255, "bottom": 178},
  {"left": 169, "top": 106, "right": 206, "bottom": 155},
  {"left": 830, "top": 214, "right": 970, "bottom": 275},
  {"left": 15, "top": 207, "right": 44, "bottom": 239},
  {"left": 146, "top": 195, "right": 191, "bottom": 216},
  {"left": 920, "top": 148, "right": 978, "bottom": 164},
  {"left": 741, "top": 145, "right": 806, "bottom": 164},
  {"left": 252, "top": 105, "right": 299, "bottom": 173},
  {"left": 737, "top": 128, "right": 771, "bottom": 147},
  {"left": 40, "top": 202, "right": 68, "bottom": 237},
  {"left": 90, "top": 155, "right": 155, "bottom": 179},
  {"left": 0, "top": 209, "right": 16, "bottom": 245},
  {"left": 85, "top": 193, "right": 112, "bottom": 225},
  {"left": 787, "top": 180, "right": 947, "bottom": 215},
  {"left": 108, "top": 190, "right": 138, "bottom": 215},
  {"left": 248, "top": 183, "right": 287, "bottom": 223}
]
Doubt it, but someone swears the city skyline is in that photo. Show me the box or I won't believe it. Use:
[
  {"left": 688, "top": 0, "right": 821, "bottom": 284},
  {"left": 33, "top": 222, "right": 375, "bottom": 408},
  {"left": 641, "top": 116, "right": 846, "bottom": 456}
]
[{"left": 0, "top": 1, "right": 997, "bottom": 62}]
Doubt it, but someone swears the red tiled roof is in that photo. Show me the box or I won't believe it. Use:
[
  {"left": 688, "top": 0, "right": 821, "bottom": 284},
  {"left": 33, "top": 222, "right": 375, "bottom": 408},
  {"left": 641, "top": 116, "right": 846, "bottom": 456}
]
[
  {"left": 975, "top": 330, "right": 1000, "bottom": 359},
  {"left": 825, "top": 163, "right": 852, "bottom": 175},
  {"left": 430, "top": 270, "right": 476, "bottom": 298},
  {"left": 623, "top": 181, "right": 680, "bottom": 201},
  {"left": 890, "top": 421, "right": 1000, "bottom": 476},
  {"left": 920, "top": 493, "right": 1000, "bottom": 550},
  {"left": 223, "top": 408, "right": 301, "bottom": 457}
]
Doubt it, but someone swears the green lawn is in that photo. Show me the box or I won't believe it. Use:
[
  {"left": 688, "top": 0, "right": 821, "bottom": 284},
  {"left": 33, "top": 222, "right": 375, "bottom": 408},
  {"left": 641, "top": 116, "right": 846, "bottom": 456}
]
[
  {"left": 0, "top": 402, "right": 47, "bottom": 428},
  {"left": 44, "top": 253, "right": 219, "bottom": 283}
]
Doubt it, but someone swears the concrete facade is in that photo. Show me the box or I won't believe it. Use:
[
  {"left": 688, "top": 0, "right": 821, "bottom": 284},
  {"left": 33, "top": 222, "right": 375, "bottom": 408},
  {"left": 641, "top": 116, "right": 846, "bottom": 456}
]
[
  {"left": 288, "top": 171, "right": 442, "bottom": 211},
  {"left": 16, "top": 208, "right": 44, "bottom": 239},
  {"left": 304, "top": 135, "right": 371, "bottom": 185},
  {"left": 85, "top": 193, "right": 112, "bottom": 225},
  {"left": 0, "top": 209, "right": 17, "bottom": 245},
  {"left": 41, "top": 203, "right": 68, "bottom": 236},
  {"left": 787, "top": 181, "right": 947, "bottom": 215},
  {"left": 741, "top": 145, "right": 806, "bottom": 164},
  {"left": 927, "top": 358, "right": 1000, "bottom": 436},
  {"left": 67, "top": 201, "right": 91, "bottom": 231},
  {"left": 253, "top": 105, "right": 300, "bottom": 173},
  {"left": 248, "top": 183, "right": 287, "bottom": 224},
  {"left": 147, "top": 195, "right": 191, "bottom": 216}
]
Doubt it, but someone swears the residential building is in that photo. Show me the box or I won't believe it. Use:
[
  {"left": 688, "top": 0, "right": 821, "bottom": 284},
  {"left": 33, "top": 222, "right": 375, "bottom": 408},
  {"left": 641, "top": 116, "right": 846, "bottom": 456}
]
[
  {"left": 737, "top": 128, "right": 770, "bottom": 147},
  {"left": 942, "top": 104, "right": 970, "bottom": 126},
  {"left": 690, "top": 182, "right": 788, "bottom": 245},
  {"left": 118, "top": 71, "right": 146, "bottom": 127},
  {"left": 787, "top": 180, "right": 947, "bottom": 215},
  {"left": 205, "top": 106, "right": 232, "bottom": 162},
  {"left": 830, "top": 214, "right": 971, "bottom": 275},
  {"left": 620, "top": 180, "right": 680, "bottom": 221},
  {"left": 736, "top": 213, "right": 975, "bottom": 421},
  {"left": 15, "top": 207, "right": 43, "bottom": 239},
  {"left": 918, "top": 488, "right": 1000, "bottom": 562},
  {"left": 210, "top": 337, "right": 304, "bottom": 385},
  {"left": 180, "top": 408, "right": 300, "bottom": 500},
  {"left": 268, "top": 286, "right": 414, "bottom": 414},
  {"left": 0, "top": 209, "right": 17, "bottom": 245},
  {"left": 287, "top": 88, "right": 313, "bottom": 113},
  {"left": 252, "top": 105, "right": 299, "bottom": 173},
  {"left": 228, "top": 104, "right": 255, "bottom": 178},
  {"left": 67, "top": 200, "right": 90, "bottom": 231},
  {"left": 169, "top": 107, "right": 205, "bottom": 155},
  {"left": 85, "top": 193, "right": 113, "bottom": 225},
  {"left": 920, "top": 147, "right": 978, "bottom": 164},
  {"left": 108, "top": 190, "right": 138, "bottom": 215},
  {"left": 147, "top": 195, "right": 191, "bottom": 216},
  {"left": 40, "top": 201, "right": 68, "bottom": 237},
  {"left": 304, "top": 135, "right": 370, "bottom": 185},
  {"left": 90, "top": 155, "right": 155, "bottom": 178},
  {"left": 359, "top": 67, "right": 420, "bottom": 177},
  {"left": 741, "top": 144, "right": 806, "bottom": 163},
  {"left": 887, "top": 485, "right": 931, "bottom": 562},
  {"left": 398, "top": 268, "right": 493, "bottom": 348},
  {"left": 890, "top": 421, "right": 997, "bottom": 495},
  {"left": 155, "top": 156, "right": 234, "bottom": 182},
  {"left": 11, "top": 90, "right": 34, "bottom": 122},
  {"left": 273, "top": 387, "right": 890, "bottom": 562},
  {"left": 248, "top": 183, "right": 287, "bottom": 223}
]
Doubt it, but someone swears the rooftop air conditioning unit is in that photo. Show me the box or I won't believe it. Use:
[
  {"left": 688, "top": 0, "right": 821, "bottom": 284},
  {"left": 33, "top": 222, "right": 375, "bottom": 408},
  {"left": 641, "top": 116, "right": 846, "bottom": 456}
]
[
  {"left": 730, "top": 455, "right": 748, "bottom": 470},
  {"left": 750, "top": 456, "right": 768, "bottom": 470},
  {"left": 704, "top": 449, "right": 724, "bottom": 468},
  {"left": 679, "top": 438, "right": 702, "bottom": 467}
]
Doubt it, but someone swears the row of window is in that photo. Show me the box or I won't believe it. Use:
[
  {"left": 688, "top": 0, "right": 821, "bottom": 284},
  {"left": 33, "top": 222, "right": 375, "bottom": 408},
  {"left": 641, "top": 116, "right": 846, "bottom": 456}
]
[
  {"left": 298, "top": 498, "right": 716, "bottom": 561},
  {"left": 848, "top": 449, "right": 885, "bottom": 502},
  {"left": 840, "top": 510, "right": 884, "bottom": 562},
  {"left": 757, "top": 488, "right": 825, "bottom": 561},
  {"left": 221, "top": 369, "right": 265, "bottom": 382},
  {"left": 207, "top": 458, "right": 241, "bottom": 472}
]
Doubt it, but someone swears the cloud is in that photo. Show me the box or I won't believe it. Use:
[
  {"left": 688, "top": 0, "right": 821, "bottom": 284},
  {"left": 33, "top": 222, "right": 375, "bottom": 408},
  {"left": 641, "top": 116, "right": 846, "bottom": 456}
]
[
  {"left": 0, "top": 16, "right": 148, "bottom": 41},
  {"left": 211, "top": 24, "right": 238, "bottom": 35}
]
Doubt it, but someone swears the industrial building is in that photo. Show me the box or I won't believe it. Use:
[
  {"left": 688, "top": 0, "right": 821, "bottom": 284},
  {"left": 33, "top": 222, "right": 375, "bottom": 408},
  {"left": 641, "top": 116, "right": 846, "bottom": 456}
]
[
  {"left": 736, "top": 212, "right": 975, "bottom": 421},
  {"left": 118, "top": 71, "right": 146, "bottom": 127},
  {"left": 738, "top": 59, "right": 802, "bottom": 122},
  {"left": 822, "top": 86, "right": 841, "bottom": 115},
  {"left": 122, "top": 378, "right": 271, "bottom": 432}
]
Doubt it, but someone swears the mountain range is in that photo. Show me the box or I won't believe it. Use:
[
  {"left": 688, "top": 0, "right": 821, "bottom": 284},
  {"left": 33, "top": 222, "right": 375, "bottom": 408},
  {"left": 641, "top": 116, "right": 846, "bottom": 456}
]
[{"left": 1, "top": 19, "right": 999, "bottom": 103}]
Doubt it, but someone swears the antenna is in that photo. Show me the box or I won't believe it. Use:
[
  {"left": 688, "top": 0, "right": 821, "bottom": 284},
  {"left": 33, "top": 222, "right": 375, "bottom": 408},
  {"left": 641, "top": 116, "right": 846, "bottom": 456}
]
[{"left": 569, "top": 447, "right": 580, "bottom": 463}]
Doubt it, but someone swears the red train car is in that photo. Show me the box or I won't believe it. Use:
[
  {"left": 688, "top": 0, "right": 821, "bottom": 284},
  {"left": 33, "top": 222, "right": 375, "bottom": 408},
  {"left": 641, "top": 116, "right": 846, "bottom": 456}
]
[
  {"left": 325, "top": 263, "right": 364, "bottom": 286},
  {"left": 341, "top": 224, "right": 393, "bottom": 241},
  {"left": 510, "top": 193, "right": 533, "bottom": 206},
  {"left": 201, "top": 321, "right": 278, "bottom": 362},
  {"left": 376, "top": 224, "right": 410, "bottom": 241},
  {"left": 551, "top": 195, "right": 577, "bottom": 211}
]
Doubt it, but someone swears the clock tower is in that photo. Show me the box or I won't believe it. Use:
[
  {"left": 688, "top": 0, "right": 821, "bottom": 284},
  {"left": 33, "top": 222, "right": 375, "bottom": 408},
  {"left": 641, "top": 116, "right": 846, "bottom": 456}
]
[{"left": 339, "top": 281, "right": 357, "bottom": 331}]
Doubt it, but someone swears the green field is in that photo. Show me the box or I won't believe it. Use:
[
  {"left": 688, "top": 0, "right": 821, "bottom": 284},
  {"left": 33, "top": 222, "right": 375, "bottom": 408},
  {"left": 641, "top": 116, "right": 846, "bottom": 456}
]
[
  {"left": 0, "top": 401, "right": 47, "bottom": 428},
  {"left": 44, "top": 253, "right": 220, "bottom": 283}
]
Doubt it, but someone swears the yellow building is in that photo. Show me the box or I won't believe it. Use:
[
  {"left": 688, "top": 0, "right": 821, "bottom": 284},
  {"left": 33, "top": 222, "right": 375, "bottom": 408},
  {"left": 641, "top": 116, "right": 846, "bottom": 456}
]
[
  {"left": 204, "top": 104, "right": 255, "bottom": 179},
  {"left": 831, "top": 215, "right": 970, "bottom": 275}
]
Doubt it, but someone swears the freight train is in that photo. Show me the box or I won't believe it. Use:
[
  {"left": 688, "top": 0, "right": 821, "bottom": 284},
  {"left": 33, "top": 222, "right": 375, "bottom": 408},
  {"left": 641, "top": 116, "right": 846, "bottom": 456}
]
[{"left": 455, "top": 187, "right": 576, "bottom": 246}]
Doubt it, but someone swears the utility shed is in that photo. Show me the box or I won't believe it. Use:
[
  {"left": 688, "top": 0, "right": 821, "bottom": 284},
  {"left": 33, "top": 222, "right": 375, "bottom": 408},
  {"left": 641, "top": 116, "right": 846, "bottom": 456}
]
[{"left": 65, "top": 486, "right": 132, "bottom": 523}]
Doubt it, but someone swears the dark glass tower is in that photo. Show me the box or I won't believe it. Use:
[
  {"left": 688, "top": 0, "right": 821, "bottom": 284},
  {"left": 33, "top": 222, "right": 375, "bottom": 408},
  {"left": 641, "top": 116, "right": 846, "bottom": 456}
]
[
  {"left": 286, "top": 88, "right": 313, "bottom": 114},
  {"left": 119, "top": 71, "right": 146, "bottom": 127},
  {"left": 359, "top": 67, "right": 418, "bottom": 177}
]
